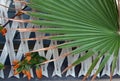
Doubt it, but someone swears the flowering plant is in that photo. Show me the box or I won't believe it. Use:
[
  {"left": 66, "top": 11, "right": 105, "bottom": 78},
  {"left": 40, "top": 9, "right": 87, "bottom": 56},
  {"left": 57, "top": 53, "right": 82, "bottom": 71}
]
[{"left": 13, "top": 52, "right": 47, "bottom": 80}]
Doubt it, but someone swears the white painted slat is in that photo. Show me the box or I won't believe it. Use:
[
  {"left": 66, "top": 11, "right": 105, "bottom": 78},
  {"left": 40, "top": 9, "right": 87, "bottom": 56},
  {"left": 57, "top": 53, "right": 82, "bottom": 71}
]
[
  {"left": 78, "top": 52, "right": 87, "bottom": 76},
  {"left": 0, "top": 0, "right": 11, "bottom": 78},
  {"left": 101, "top": 55, "right": 113, "bottom": 77},
  {"left": 66, "top": 48, "right": 79, "bottom": 77},
  {"left": 117, "top": 50, "right": 120, "bottom": 75},
  {"left": 91, "top": 54, "right": 102, "bottom": 77},
  {"left": 0, "top": 44, "right": 8, "bottom": 78},
  {"left": 45, "top": 42, "right": 55, "bottom": 77},
  {"left": 33, "top": 26, "right": 49, "bottom": 77},
  {"left": 52, "top": 41, "right": 62, "bottom": 77},
  {"left": 8, "top": 1, "right": 23, "bottom": 78}
]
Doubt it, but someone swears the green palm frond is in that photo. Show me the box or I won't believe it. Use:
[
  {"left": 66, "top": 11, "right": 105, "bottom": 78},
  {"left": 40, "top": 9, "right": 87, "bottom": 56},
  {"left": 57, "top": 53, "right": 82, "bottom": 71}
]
[{"left": 24, "top": 0, "right": 120, "bottom": 80}]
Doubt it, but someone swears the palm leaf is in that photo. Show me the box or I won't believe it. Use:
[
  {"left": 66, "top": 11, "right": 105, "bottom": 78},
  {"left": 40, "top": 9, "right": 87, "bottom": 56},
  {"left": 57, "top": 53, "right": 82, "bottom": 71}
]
[{"left": 22, "top": 0, "right": 120, "bottom": 80}]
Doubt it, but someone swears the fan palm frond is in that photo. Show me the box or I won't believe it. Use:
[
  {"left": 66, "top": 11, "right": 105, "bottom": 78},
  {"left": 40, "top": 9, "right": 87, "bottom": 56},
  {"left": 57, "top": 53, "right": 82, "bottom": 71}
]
[{"left": 21, "top": 0, "right": 120, "bottom": 80}]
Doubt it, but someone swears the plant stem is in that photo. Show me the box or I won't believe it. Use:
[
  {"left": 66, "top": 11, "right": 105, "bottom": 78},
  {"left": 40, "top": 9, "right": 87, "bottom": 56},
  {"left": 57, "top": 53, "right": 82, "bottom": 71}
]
[{"left": 2, "top": 6, "right": 28, "bottom": 27}]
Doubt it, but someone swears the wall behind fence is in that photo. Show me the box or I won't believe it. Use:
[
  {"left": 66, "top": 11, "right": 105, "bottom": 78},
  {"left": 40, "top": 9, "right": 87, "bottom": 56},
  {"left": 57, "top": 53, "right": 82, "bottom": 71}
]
[{"left": 0, "top": 0, "right": 120, "bottom": 79}]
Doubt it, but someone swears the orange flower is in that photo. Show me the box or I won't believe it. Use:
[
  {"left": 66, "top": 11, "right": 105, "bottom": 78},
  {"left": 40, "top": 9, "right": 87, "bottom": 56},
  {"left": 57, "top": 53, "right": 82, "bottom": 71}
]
[
  {"left": 22, "top": 70, "right": 27, "bottom": 75},
  {"left": 26, "top": 70, "right": 31, "bottom": 80},
  {"left": 0, "top": 28, "right": 7, "bottom": 36},
  {"left": 12, "top": 60, "right": 20, "bottom": 70},
  {"left": 13, "top": 64, "right": 20, "bottom": 70},
  {"left": 36, "top": 68, "right": 42, "bottom": 79},
  {"left": 14, "top": 70, "right": 20, "bottom": 75},
  {"left": 25, "top": 56, "right": 31, "bottom": 62},
  {"left": 25, "top": 52, "right": 31, "bottom": 57},
  {"left": 12, "top": 60, "right": 19, "bottom": 65}
]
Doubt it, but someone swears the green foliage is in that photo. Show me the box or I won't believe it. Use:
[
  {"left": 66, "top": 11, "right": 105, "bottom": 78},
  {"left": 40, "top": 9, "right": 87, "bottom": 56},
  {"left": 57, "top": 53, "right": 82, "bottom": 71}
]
[
  {"left": 27, "top": 0, "right": 120, "bottom": 80},
  {"left": 0, "top": 25, "right": 2, "bottom": 31},
  {"left": 0, "top": 63, "right": 4, "bottom": 70},
  {"left": 13, "top": 52, "right": 47, "bottom": 78}
]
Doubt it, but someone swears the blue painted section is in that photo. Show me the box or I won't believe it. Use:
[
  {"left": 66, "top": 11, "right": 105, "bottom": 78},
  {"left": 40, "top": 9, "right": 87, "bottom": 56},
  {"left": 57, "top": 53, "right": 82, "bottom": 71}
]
[{"left": 0, "top": 35, "right": 6, "bottom": 44}]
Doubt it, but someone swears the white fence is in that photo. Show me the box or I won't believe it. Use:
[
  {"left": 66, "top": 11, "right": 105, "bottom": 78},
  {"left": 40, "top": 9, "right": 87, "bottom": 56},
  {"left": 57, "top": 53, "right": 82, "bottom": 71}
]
[{"left": 0, "top": 0, "right": 120, "bottom": 79}]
